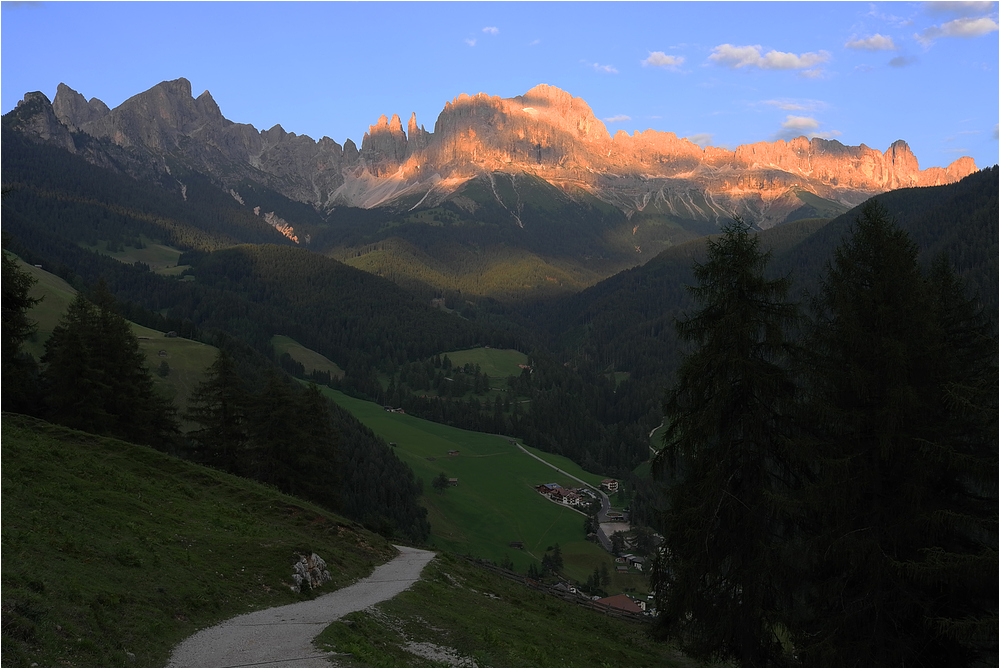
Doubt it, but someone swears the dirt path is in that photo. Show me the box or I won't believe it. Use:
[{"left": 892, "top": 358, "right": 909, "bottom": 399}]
[{"left": 167, "top": 545, "right": 436, "bottom": 668}]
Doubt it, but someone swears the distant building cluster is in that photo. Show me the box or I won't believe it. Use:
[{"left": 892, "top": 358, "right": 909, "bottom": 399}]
[{"left": 534, "top": 483, "right": 597, "bottom": 507}]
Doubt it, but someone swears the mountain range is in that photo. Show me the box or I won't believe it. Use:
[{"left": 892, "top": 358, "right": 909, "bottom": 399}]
[
  {"left": 9, "top": 78, "right": 976, "bottom": 256},
  {"left": 4, "top": 77, "right": 991, "bottom": 308},
  {"left": 24, "top": 78, "right": 978, "bottom": 223}
]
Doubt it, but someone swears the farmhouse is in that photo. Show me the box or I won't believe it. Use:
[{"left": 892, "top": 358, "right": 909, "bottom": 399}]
[
  {"left": 597, "top": 594, "right": 643, "bottom": 614},
  {"left": 601, "top": 478, "right": 619, "bottom": 493},
  {"left": 627, "top": 556, "right": 645, "bottom": 571}
]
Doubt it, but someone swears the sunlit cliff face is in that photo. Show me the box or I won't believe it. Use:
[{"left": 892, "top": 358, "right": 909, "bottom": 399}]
[
  {"left": 359, "top": 83, "right": 975, "bottom": 199},
  {"left": 42, "top": 78, "right": 979, "bottom": 226}
]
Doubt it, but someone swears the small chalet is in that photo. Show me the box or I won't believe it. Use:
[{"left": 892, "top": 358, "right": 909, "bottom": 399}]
[
  {"left": 448, "top": 450, "right": 460, "bottom": 456},
  {"left": 627, "top": 556, "right": 645, "bottom": 571},
  {"left": 448, "top": 478, "right": 459, "bottom": 487},
  {"left": 597, "top": 594, "right": 643, "bottom": 614},
  {"left": 601, "top": 478, "right": 619, "bottom": 493}
]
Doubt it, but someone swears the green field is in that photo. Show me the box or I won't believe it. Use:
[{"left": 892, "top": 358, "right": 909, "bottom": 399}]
[
  {"left": 442, "top": 346, "right": 528, "bottom": 380},
  {"left": 321, "top": 389, "right": 642, "bottom": 591},
  {"left": 14, "top": 254, "right": 216, "bottom": 419},
  {"left": 271, "top": 334, "right": 345, "bottom": 379},
  {"left": 315, "top": 552, "right": 684, "bottom": 668},
  {"left": 80, "top": 236, "right": 185, "bottom": 275},
  {"left": 1, "top": 414, "right": 396, "bottom": 668}
]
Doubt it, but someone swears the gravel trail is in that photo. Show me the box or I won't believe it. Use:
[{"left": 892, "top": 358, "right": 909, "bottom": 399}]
[{"left": 167, "top": 545, "right": 436, "bottom": 668}]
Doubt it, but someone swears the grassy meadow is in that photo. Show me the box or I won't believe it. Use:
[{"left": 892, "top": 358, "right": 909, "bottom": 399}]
[
  {"left": 15, "top": 254, "right": 217, "bottom": 420},
  {"left": 271, "top": 334, "right": 345, "bottom": 379},
  {"left": 1, "top": 414, "right": 396, "bottom": 668},
  {"left": 315, "top": 552, "right": 686, "bottom": 668},
  {"left": 441, "top": 346, "right": 528, "bottom": 380},
  {"left": 80, "top": 236, "right": 189, "bottom": 276},
  {"left": 321, "top": 389, "right": 644, "bottom": 593}
]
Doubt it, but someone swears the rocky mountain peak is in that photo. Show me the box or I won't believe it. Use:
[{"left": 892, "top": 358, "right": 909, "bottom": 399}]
[
  {"left": 362, "top": 113, "right": 409, "bottom": 176},
  {"left": 7, "top": 78, "right": 980, "bottom": 227},
  {"left": 7, "top": 91, "right": 76, "bottom": 152},
  {"left": 52, "top": 83, "right": 110, "bottom": 131}
]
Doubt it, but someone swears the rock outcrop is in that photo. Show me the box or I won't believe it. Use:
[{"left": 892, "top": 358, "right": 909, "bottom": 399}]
[
  {"left": 15, "top": 78, "right": 979, "bottom": 228},
  {"left": 290, "top": 552, "right": 332, "bottom": 593}
]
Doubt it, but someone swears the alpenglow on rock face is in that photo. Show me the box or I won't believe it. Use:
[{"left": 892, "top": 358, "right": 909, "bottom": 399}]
[{"left": 24, "top": 78, "right": 978, "bottom": 228}]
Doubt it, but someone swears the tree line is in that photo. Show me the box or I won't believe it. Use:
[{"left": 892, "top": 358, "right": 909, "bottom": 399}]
[
  {"left": 1, "top": 259, "right": 429, "bottom": 543},
  {"left": 651, "top": 201, "right": 997, "bottom": 666}
]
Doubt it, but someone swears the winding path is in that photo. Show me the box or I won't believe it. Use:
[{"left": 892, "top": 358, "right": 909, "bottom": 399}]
[{"left": 167, "top": 545, "right": 436, "bottom": 668}]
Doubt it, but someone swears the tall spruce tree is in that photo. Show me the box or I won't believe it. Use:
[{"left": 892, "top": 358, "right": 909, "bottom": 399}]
[
  {"left": 41, "top": 282, "right": 178, "bottom": 448},
  {"left": 651, "top": 217, "right": 800, "bottom": 666},
  {"left": 2, "top": 253, "right": 42, "bottom": 413},
  {"left": 185, "top": 349, "right": 250, "bottom": 473},
  {"left": 797, "top": 200, "right": 998, "bottom": 666}
]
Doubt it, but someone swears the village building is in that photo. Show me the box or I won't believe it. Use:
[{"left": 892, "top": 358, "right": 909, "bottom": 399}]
[{"left": 597, "top": 594, "right": 643, "bottom": 614}]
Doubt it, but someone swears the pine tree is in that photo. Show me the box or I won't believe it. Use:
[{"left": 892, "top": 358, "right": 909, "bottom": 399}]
[
  {"left": 651, "top": 216, "right": 800, "bottom": 666},
  {"left": 245, "top": 373, "right": 305, "bottom": 490},
  {"left": 2, "top": 253, "right": 42, "bottom": 413},
  {"left": 797, "top": 200, "right": 998, "bottom": 666},
  {"left": 293, "top": 382, "right": 342, "bottom": 511},
  {"left": 185, "top": 349, "right": 250, "bottom": 472},
  {"left": 41, "top": 282, "right": 177, "bottom": 448}
]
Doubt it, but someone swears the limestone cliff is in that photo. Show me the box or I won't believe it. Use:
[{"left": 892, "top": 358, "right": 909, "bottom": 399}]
[{"left": 16, "top": 79, "right": 979, "bottom": 228}]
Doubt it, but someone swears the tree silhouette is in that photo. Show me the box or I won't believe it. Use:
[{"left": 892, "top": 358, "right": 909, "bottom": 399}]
[{"left": 651, "top": 216, "right": 800, "bottom": 666}]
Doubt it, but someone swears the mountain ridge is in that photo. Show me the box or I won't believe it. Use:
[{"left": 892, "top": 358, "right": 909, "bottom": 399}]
[{"left": 13, "top": 78, "right": 977, "bottom": 230}]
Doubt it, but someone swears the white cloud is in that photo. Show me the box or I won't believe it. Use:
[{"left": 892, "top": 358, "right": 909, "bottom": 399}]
[
  {"left": 483, "top": 26, "right": 499, "bottom": 35},
  {"left": 917, "top": 16, "right": 999, "bottom": 46},
  {"left": 709, "top": 44, "right": 831, "bottom": 70},
  {"left": 465, "top": 37, "right": 477, "bottom": 47},
  {"left": 798, "top": 68, "right": 827, "bottom": 79},
  {"left": 643, "top": 51, "right": 685, "bottom": 69},
  {"left": 762, "top": 98, "right": 827, "bottom": 112},
  {"left": 776, "top": 115, "right": 843, "bottom": 141},
  {"left": 603, "top": 115, "right": 631, "bottom": 123},
  {"left": 993, "top": 123, "right": 999, "bottom": 140},
  {"left": 924, "top": 1, "right": 996, "bottom": 16},
  {"left": 889, "top": 55, "right": 919, "bottom": 67},
  {"left": 529, "top": 39, "right": 541, "bottom": 46},
  {"left": 685, "top": 133, "right": 714, "bottom": 148},
  {"left": 845, "top": 33, "right": 898, "bottom": 51},
  {"left": 782, "top": 116, "right": 820, "bottom": 132},
  {"left": 585, "top": 61, "right": 619, "bottom": 74}
]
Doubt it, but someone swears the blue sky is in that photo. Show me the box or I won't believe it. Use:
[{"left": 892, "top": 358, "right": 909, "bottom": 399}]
[{"left": 2, "top": 1, "right": 997, "bottom": 170}]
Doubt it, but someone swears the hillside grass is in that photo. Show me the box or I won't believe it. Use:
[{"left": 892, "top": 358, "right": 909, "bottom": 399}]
[
  {"left": 442, "top": 346, "right": 528, "bottom": 380},
  {"left": 319, "top": 389, "right": 642, "bottom": 592},
  {"left": 340, "top": 238, "right": 611, "bottom": 302},
  {"left": 15, "top": 255, "right": 216, "bottom": 420},
  {"left": 314, "top": 552, "right": 688, "bottom": 667},
  {"left": 272, "top": 334, "right": 345, "bottom": 379},
  {"left": 80, "top": 235, "right": 185, "bottom": 274},
  {"left": 0, "top": 414, "right": 396, "bottom": 668}
]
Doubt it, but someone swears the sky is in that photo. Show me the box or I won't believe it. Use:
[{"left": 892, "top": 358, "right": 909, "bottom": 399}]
[{"left": 2, "top": 1, "right": 998, "bottom": 170}]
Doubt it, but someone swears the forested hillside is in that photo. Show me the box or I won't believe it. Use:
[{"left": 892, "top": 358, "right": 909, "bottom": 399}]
[{"left": 4, "top": 113, "right": 996, "bottom": 484}]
